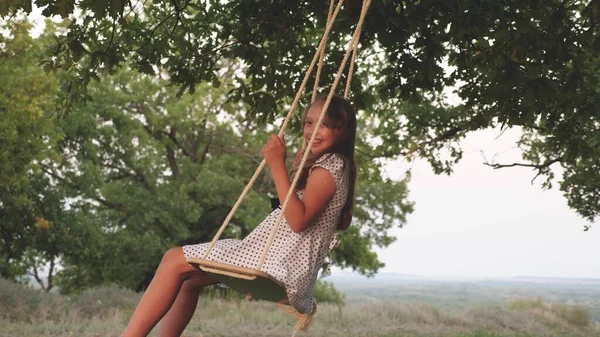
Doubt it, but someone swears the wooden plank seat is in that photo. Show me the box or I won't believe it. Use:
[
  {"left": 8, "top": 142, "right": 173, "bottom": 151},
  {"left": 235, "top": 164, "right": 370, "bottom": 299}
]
[{"left": 187, "top": 258, "right": 289, "bottom": 303}]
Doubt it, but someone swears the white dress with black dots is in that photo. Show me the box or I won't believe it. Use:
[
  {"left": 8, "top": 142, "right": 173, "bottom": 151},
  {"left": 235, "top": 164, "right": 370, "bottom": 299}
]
[{"left": 183, "top": 153, "right": 349, "bottom": 314}]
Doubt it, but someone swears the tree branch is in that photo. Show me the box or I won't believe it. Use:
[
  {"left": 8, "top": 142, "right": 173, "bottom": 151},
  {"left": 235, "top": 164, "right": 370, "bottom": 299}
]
[
  {"left": 199, "top": 134, "right": 214, "bottom": 166},
  {"left": 29, "top": 267, "right": 45, "bottom": 291},
  {"left": 355, "top": 147, "right": 403, "bottom": 160},
  {"left": 212, "top": 144, "right": 262, "bottom": 164},
  {"left": 165, "top": 127, "right": 193, "bottom": 158},
  {"left": 131, "top": 166, "right": 155, "bottom": 192},
  {"left": 431, "top": 126, "right": 463, "bottom": 143},
  {"left": 47, "top": 258, "right": 54, "bottom": 292},
  {"left": 136, "top": 12, "right": 177, "bottom": 52},
  {"left": 41, "top": 165, "right": 127, "bottom": 211},
  {"left": 166, "top": 143, "right": 180, "bottom": 178},
  {"left": 105, "top": 16, "right": 118, "bottom": 52},
  {"left": 152, "top": 217, "right": 177, "bottom": 238},
  {"left": 484, "top": 156, "right": 563, "bottom": 183}
]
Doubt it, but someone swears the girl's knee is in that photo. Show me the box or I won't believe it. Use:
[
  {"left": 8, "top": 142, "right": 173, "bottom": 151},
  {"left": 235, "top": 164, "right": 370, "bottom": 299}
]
[
  {"left": 164, "top": 247, "right": 183, "bottom": 260},
  {"left": 158, "top": 247, "right": 186, "bottom": 273}
]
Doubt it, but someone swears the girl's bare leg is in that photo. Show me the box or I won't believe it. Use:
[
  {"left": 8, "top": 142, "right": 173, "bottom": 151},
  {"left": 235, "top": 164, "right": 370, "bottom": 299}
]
[
  {"left": 158, "top": 274, "right": 217, "bottom": 337},
  {"left": 121, "top": 247, "right": 211, "bottom": 337}
]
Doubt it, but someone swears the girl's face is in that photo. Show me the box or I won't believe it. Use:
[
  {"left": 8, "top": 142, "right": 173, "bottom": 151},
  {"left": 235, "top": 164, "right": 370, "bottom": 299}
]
[{"left": 303, "top": 102, "right": 340, "bottom": 155}]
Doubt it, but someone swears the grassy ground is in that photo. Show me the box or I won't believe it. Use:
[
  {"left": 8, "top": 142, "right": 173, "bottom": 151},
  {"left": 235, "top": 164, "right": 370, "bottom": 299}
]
[{"left": 1, "top": 279, "right": 599, "bottom": 337}]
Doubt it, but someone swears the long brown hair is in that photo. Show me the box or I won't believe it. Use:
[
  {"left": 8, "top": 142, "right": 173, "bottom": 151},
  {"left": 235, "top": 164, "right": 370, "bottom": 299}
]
[{"left": 290, "top": 95, "right": 357, "bottom": 231}]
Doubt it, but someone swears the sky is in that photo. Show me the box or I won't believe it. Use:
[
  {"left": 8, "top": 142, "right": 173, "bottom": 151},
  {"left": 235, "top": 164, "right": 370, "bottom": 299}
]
[
  {"left": 373, "top": 126, "right": 600, "bottom": 279},
  {"left": 15, "top": 7, "right": 600, "bottom": 281}
]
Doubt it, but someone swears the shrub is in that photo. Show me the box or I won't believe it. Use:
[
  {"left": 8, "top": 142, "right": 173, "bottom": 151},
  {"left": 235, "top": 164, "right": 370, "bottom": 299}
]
[
  {"left": 551, "top": 303, "right": 590, "bottom": 328},
  {"left": 313, "top": 279, "right": 345, "bottom": 306},
  {"left": 72, "top": 284, "right": 140, "bottom": 318},
  {"left": 200, "top": 284, "right": 246, "bottom": 301},
  {"left": 508, "top": 298, "right": 544, "bottom": 311},
  {"left": 0, "top": 278, "right": 65, "bottom": 322},
  {"left": 508, "top": 297, "right": 590, "bottom": 328}
]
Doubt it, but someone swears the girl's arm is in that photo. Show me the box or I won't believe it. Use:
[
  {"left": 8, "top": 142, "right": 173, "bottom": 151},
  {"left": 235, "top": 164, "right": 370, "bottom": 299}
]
[
  {"left": 270, "top": 163, "right": 336, "bottom": 233},
  {"left": 263, "top": 135, "right": 336, "bottom": 233}
]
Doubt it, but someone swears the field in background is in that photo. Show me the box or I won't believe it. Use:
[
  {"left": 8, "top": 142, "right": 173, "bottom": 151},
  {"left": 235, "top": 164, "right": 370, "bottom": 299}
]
[
  {"left": 329, "top": 273, "right": 600, "bottom": 322},
  {"left": 2, "top": 276, "right": 600, "bottom": 337}
]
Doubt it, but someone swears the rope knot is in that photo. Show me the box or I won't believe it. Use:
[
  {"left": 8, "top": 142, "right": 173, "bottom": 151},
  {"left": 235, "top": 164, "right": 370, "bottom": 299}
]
[{"left": 277, "top": 301, "right": 317, "bottom": 336}]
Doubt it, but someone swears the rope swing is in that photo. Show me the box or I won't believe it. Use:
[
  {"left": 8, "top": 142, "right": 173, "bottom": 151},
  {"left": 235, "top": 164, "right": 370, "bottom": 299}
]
[{"left": 187, "top": 0, "right": 372, "bottom": 334}]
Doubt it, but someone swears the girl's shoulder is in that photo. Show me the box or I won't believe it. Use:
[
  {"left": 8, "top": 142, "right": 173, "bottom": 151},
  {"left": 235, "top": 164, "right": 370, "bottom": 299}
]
[
  {"left": 313, "top": 152, "right": 346, "bottom": 167},
  {"left": 311, "top": 153, "right": 348, "bottom": 186}
]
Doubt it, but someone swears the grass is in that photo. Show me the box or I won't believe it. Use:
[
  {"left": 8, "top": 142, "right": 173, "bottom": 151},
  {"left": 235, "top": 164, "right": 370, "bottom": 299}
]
[
  {"left": 508, "top": 298, "right": 591, "bottom": 330},
  {"left": 1, "top": 278, "right": 599, "bottom": 337}
]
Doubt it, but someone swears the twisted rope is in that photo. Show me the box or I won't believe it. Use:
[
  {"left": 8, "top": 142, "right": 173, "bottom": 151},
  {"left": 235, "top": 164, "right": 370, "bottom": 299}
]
[
  {"left": 312, "top": 0, "right": 336, "bottom": 103},
  {"left": 257, "top": 0, "right": 372, "bottom": 270},
  {"left": 202, "top": 0, "right": 347, "bottom": 259}
]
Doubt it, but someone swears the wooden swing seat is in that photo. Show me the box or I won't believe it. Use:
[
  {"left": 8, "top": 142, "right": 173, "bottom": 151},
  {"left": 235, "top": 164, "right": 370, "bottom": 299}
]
[{"left": 187, "top": 258, "right": 289, "bottom": 303}]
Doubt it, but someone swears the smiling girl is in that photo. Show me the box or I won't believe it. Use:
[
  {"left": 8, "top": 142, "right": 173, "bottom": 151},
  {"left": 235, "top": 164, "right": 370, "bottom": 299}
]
[{"left": 121, "top": 95, "right": 357, "bottom": 337}]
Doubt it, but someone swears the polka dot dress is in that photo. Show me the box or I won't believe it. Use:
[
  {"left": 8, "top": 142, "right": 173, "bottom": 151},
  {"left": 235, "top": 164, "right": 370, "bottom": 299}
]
[{"left": 183, "top": 153, "right": 349, "bottom": 314}]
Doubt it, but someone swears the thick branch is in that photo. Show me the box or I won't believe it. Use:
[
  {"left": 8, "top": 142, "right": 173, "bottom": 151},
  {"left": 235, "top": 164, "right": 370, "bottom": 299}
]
[
  {"left": 190, "top": 118, "right": 208, "bottom": 162},
  {"left": 165, "top": 127, "right": 193, "bottom": 158},
  {"left": 199, "top": 135, "right": 214, "bottom": 166},
  {"left": 106, "top": 172, "right": 133, "bottom": 182},
  {"left": 47, "top": 259, "right": 54, "bottom": 292},
  {"left": 431, "top": 126, "right": 463, "bottom": 143},
  {"left": 166, "top": 143, "right": 181, "bottom": 178},
  {"left": 29, "top": 267, "right": 45, "bottom": 291},
  {"left": 131, "top": 166, "right": 155, "bottom": 192},
  {"left": 103, "top": 162, "right": 155, "bottom": 192},
  {"left": 102, "top": 156, "right": 155, "bottom": 193}
]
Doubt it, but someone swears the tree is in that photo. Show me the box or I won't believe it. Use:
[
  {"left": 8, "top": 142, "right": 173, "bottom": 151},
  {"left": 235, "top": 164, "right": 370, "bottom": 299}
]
[
  {"left": 1, "top": 20, "right": 413, "bottom": 292},
  {"left": 3, "top": 0, "right": 598, "bottom": 225},
  {"left": 0, "top": 20, "right": 68, "bottom": 290},
  {"left": 0, "top": 19, "right": 402, "bottom": 293},
  {"left": 49, "top": 64, "right": 412, "bottom": 292},
  {"left": 313, "top": 279, "right": 345, "bottom": 306}
]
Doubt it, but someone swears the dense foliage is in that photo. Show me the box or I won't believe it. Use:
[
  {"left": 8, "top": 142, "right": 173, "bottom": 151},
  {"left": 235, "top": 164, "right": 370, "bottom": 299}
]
[{"left": 0, "top": 20, "right": 412, "bottom": 292}]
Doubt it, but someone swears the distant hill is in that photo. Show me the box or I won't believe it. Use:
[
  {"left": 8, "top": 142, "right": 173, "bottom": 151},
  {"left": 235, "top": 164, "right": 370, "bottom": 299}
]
[
  {"left": 326, "top": 271, "right": 600, "bottom": 287},
  {"left": 323, "top": 271, "right": 600, "bottom": 321}
]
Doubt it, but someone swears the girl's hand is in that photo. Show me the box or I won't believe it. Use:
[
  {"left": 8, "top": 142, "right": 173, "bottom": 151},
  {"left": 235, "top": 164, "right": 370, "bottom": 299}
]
[{"left": 262, "top": 134, "right": 287, "bottom": 171}]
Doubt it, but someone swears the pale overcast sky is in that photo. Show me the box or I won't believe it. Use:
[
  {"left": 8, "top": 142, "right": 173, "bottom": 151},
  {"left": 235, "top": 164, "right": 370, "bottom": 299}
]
[{"left": 376, "top": 127, "right": 599, "bottom": 279}]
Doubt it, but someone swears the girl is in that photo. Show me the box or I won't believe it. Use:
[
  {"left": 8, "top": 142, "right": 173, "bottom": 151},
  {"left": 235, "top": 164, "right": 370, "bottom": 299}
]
[{"left": 121, "top": 95, "right": 357, "bottom": 337}]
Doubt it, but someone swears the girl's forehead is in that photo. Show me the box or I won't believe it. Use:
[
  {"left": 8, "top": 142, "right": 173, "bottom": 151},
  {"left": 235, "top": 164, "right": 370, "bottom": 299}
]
[{"left": 306, "top": 102, "right": 325, "bottom": 118}]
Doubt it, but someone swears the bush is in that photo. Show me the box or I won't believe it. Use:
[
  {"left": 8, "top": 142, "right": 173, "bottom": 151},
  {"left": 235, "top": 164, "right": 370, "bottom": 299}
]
[
  {"left": 551, "top": 303, "right": 590, "bottom": 327},
  {"left": 72, "top": 284, "right": 140, "bottom": 318},
  {"left": 0, "top": 278, "right": 65, "bottom": 322},
  {"left": 508, "top": 298, "right": 544, "bottom": 311},
  {"left": 200, "top": 283, "right": 247, "bottom": 301},
  {"left": 508, "top": 297, "right": 590, "bottom": 328},
  {"left": 313, "top": 279, "right": 345, "bottom": 306}
]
